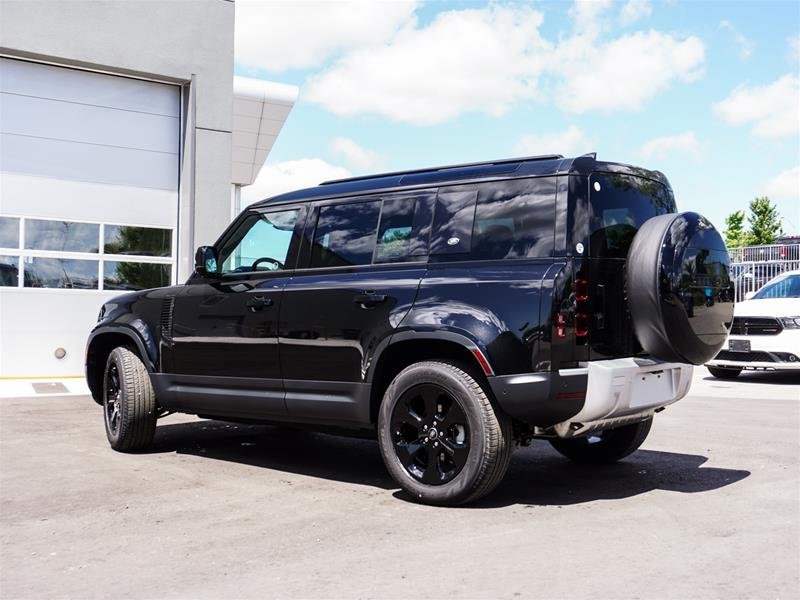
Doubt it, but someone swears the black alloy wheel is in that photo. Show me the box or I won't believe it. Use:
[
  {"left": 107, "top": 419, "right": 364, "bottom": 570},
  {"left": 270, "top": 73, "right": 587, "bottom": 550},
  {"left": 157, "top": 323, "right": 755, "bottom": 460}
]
[
  {"left": 102, "top": 346, "right": 158, "bottom": 451},
  {"left": 377, "top": 361, "right": 513, "bottom": 506},
  {"left": 104, "top": 361, "right": 122, "bottom": 436},
  {"left": 390, "top": 383, "right": 470, "bottom": 485}
]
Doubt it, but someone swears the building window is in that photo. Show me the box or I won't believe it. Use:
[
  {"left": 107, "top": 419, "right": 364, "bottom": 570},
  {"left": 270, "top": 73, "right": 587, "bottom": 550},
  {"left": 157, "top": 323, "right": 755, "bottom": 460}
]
[
  {"left": 24, "top": 257, "right": 99, "bottom": 289},
  {"left": 0, "top": 255, "right": 19, "bottom": 287},
  {"left": 0, "top": 217, "right": 20, "bottom": 248},
  {"left": 25, "top": 219, "right": 100, "bottom": 253},
  {"left": 103, "top": 261, "right": 171, "bottom": 290},
  {"left": 0, "top": 214, "right": 174, "bottom": 290},
  {"left": 104, "top": 225, "right": 172, "bottom": 257}
]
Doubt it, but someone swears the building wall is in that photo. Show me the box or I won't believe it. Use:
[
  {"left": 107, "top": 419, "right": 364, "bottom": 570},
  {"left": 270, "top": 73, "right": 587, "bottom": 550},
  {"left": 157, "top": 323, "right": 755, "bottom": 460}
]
[
  {"left": 0, "top": 0, "right": 235, "bottom": 276},
  {"left": 0, "top": 0, "right": 235, "bottom": 376}
]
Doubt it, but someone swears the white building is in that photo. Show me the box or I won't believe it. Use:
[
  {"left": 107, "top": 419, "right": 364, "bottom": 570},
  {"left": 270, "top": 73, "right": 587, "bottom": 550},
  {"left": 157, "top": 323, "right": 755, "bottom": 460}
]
[{"left": 0, "top": 0, "right": 296, "bottom": 385}]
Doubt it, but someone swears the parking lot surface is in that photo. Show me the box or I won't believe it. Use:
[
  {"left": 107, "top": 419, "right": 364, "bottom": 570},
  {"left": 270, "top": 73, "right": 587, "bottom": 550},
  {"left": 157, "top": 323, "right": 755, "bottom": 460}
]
[{"left": 1, "top": 368, "right": 798, "bottom": 599}]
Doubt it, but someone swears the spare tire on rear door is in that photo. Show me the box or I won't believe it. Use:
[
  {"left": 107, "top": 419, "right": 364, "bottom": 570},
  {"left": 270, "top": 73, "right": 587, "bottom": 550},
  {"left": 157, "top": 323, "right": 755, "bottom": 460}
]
[{"left": 626, "top": 212, "right": 734, "bottom": 365}]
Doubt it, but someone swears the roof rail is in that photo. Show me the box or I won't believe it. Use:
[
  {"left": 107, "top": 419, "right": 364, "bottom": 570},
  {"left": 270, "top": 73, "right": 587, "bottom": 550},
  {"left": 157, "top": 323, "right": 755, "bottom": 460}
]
[{"left": 320, "top": 154, "right": 564, "bottom": 186}]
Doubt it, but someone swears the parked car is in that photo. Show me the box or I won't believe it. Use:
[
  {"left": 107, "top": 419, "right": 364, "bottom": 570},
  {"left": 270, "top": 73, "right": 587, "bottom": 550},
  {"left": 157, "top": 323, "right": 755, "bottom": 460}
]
[
  {"left": 733, "top": 262, "right": 786, "bottom": 301},
  {"left": 85, "top": 153, "right": 733, "bottom": 506},
  {"left": 707, "top": 270, "right": 800, "bottom": 378}
]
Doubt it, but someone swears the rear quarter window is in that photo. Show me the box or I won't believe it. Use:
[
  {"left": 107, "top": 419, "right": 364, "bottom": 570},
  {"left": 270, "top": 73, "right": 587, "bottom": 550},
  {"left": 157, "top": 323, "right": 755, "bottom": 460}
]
[{"left": 589, "top": 173, "right": 675, "bottom": 259}]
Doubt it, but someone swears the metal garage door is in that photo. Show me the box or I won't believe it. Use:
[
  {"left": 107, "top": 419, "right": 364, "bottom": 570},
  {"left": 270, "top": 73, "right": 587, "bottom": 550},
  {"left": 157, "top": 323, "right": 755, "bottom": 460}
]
[{"left": 0, "top": 58, "right": 180, "bottom": 377}]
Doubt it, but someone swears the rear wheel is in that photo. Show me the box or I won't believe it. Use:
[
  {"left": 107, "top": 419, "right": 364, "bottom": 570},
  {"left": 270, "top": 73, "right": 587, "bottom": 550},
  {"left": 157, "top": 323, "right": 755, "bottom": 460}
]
[
  {"left": 549, "top": 418, "right": 652, "bottom": 464},
  {"left": 377, "top": 361, "right": 513, "bottom": 506},
  {"left": 103, "top": 346, "right": 157, "bottom": 452},
  {"left": 707, "top": 366, "right": 742, "bottom": 379}
]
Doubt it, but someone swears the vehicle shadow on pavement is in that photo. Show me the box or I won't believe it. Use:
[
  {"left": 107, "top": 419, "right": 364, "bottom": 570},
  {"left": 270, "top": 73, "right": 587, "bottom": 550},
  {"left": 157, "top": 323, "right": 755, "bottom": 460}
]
[
  {"left": 149, "top": 420, "right": 397, "bottom": 490},
  {"left": 475, "top": 446, "right": 751, "bottom": 509},
  {"left": 148, "top": 419, "right": 750, "bottom": 507}
]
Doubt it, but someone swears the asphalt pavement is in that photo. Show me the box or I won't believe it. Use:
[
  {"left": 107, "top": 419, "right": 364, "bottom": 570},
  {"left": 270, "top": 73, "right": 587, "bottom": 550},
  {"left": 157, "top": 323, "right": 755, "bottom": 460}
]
[{"left": 1, "top": 367, "right": 798, "bottom": 599}]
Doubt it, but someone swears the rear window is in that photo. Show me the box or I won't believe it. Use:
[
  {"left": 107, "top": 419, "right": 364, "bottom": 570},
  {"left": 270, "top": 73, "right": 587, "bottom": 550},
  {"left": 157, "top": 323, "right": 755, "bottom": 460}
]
[
  {"left": 310, "top": 201, "right": 381, "bottom": 268},
  {"left": 589, "top": 173, "right": 675, "bottom": 259}
]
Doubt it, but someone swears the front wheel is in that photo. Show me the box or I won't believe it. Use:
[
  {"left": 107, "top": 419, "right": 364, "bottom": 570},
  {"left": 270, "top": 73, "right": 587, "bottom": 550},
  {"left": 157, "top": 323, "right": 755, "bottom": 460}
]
[
  {"left": 549, "top": 418, "right": 653, "bottom": 464},
  {"left": 377, "top": 361, "right": 513, "bottom": 506},
  {"left": 707, "top": 366, "right": 742, "bottom": 379},
  {"left": 103, "top": 346, "right": 158, "bottom": 452}
]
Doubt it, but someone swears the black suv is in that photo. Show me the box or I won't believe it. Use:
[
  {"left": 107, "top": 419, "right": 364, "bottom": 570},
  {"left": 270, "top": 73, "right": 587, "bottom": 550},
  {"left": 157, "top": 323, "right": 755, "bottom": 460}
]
[{"left": 86, "top": 154, "right": 734, "bottom": 506}]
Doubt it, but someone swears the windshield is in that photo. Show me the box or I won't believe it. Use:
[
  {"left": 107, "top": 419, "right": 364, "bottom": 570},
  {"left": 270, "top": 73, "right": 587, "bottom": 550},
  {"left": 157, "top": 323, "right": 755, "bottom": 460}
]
[
  {"left": 589, "top": 172, "right": 676, "bottom": 259},
  {"left": 753, "top": 274, "right": 800, "bottom": 299}
]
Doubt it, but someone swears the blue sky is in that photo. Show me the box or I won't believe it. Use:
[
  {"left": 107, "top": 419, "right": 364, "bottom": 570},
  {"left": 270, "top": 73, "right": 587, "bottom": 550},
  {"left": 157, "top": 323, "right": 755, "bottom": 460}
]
[{"left": 234, "top": 0, "right": 800, "bottom": 233}]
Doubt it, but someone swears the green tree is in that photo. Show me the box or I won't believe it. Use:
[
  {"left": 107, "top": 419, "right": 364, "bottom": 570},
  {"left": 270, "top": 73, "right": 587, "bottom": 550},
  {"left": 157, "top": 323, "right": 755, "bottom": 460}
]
[
  {"left": 723, "top": 210, "right": 752, "bottom": 248},
  {"left": 747, "top": 196, "right": 783, "bottom": 245}
]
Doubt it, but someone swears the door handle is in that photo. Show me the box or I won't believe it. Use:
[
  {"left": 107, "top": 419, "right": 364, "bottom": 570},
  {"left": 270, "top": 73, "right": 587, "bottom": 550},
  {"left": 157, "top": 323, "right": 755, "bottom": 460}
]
[
  {"left": 246, "top": 295, "right": 274, "bottom": 311},
  {"left": 353, "top": 291, "right": 387, "bottom": 306}
]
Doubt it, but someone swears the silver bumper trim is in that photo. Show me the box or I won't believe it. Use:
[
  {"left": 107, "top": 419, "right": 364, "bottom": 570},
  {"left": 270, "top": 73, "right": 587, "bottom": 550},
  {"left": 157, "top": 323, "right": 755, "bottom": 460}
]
[{"left": 554, "top": 358, "right": 693, "bottom": 438}]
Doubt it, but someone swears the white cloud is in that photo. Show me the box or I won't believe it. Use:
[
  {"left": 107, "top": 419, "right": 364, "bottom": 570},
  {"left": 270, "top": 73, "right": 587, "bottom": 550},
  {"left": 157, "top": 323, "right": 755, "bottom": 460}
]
[
  {"left": 719, "top": 20, "right": 754, "bottom": 60},
  {"left": 569, "top": 0, "right": 613, "bottom": 34},
  {"left": 764, "top": 165, "right": 800, "bottom": 200},
  {"left": 789, "top": 35, "right": 800, "bottom": 61},
  {"left": 235, "top": 1, "right": 417, "bottom": 72},
  {"left": 713, "top": 74, "right": 800, "bottom": 138},
  {"left": 619, "top": 0, "right": 652, "bottom": 26},
  {"left": 241, "top": 159, "right": 351, "bottom": 206},
  {"left": 555, "top": 30, "right": 705, "bottom": 113},
  {"left": 304, "top": 4, "right": 704, "bottom": 124},
  {"left": 304, "top": 5, "right": 550, "bottom": 125},
  {"left": 639, "top": 131, "right": 701, "bottom": 159},
  {"left": 330, "top": 137, "right": 379, "bottom": 170},
  {"left": 514, "top": 125, "right": 592, "bottom": 157}
]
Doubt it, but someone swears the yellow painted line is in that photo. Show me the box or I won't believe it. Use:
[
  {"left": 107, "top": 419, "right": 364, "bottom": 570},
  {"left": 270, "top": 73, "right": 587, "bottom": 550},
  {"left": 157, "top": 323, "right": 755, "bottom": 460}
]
[{"left": 0, "top": 375, "right": 84, "bottom": 380}]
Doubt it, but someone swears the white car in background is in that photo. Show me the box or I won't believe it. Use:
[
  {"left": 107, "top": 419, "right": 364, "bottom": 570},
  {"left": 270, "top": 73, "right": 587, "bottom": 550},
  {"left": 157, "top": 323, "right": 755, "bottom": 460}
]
[{"left": 707, "top": 270, "right": 800, "bottom": 378}]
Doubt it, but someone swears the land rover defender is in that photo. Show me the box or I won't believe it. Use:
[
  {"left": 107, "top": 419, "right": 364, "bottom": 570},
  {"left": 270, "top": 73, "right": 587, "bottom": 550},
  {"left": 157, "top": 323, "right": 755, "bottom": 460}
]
[{"left": 86, "top": 153, "right": 734, "bottom": 505}]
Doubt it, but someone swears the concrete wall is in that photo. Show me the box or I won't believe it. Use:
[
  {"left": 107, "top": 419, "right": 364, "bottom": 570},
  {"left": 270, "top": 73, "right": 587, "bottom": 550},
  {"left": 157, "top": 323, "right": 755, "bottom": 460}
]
[{"left": 0, "top": 0, "right": 236, "bottom": 278}]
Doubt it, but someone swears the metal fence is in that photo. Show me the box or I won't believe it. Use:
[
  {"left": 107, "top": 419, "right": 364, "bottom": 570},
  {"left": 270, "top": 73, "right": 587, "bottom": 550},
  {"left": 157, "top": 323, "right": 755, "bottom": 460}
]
[
  {"left": 728, "top": 243, "right": 800, "bottom": 263},
  {"left": 728, "top": 243, "right": 800, "bottom": 302}
]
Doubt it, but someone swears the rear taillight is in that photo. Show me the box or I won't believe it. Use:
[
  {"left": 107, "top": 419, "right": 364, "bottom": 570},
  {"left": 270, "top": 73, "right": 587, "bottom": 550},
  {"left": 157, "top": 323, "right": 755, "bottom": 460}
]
[
  {"left": 556, "top": 276, "right": 590, "bottom": 342},
  {"left": 574, "top": 276, "right": 589, "bottom": 341}
]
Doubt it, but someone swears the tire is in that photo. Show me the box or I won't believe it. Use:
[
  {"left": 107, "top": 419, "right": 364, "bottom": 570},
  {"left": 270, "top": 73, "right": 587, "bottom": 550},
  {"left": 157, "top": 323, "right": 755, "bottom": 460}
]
[
  {"left": 103, "top": 346, "right": 158, "bottom": 452},
  {"left": 707, "top": 366, "right": 742, "bottom": 379},
  {"left": 549, "top": 418, "right": 652, "bottom": 465},
  {"left": 377, "top": 361, "right": 513, "bottom": 506},
  {"left": 626, "top": 212, "right": 734, "bottom": 365}
]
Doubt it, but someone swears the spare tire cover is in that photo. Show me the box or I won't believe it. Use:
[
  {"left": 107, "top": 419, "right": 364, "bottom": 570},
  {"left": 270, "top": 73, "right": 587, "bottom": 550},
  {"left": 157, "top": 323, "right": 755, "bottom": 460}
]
[{"left": 627, "top": 212, "right": 734, "bottom": 365}]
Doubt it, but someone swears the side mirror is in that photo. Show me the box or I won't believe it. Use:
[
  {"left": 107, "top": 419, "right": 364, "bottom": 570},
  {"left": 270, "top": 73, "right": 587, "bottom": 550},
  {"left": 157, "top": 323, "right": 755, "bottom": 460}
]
[
  {"left": 744, "top": 291, "right": 756, "bottom": 300},
  {"left": 194, "top": 246, "right": 219, "bottom": 276}
]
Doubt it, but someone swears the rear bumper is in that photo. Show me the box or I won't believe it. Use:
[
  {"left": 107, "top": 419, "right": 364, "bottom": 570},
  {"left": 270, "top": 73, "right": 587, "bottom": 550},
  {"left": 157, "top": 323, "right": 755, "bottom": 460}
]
[{"left": 490, "top": 358, "right": 693, "bottom": 438}]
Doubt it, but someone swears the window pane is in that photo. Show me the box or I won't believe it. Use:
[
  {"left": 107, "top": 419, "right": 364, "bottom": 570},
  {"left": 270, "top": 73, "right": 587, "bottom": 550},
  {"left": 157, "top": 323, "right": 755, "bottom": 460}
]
[
  {"left": 589, "top": 173, "right": 675, "bottom": 259},
  {"left": 219, "top": 209, "right": 300, "bottom": 274},
  {"left": 24, "top": 257, "right": 98, "bottom": 289},
  {"left": 0, "top": 217, "right": 20, "bottom": 248},
  {"left": 25, "top": 219, "right": 99, "bottom": 253},
  {"left": 103, "top": 262, "right": 171, "bottom": 290},
  {"left": 0, "top": 255, "right": 19, "bottom": 286},
  {"left": 430, "top": 189, "right": 478, "bottom": 255},
  {"left": 375, "top": 195, "right": 435, "bottom": 263},
  {"left": 104, "top": 225, "right": 172, "bottom": 257},
  {"left": 311, "top": 201, "right": 381, "bottom": 268},
  {"left": 472, "top": 177, "right": 557, "bottom": 260}
]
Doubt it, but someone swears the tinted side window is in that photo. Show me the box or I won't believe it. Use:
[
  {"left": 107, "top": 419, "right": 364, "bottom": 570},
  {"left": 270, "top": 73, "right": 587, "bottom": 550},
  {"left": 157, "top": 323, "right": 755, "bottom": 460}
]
[
  {"left": 430, "top": 188, "right": 478, "bottom": 255},
  {"left": 472, "top": 177, "right": 556, "bottom": 260},
  {"left": 589, "top": 173, "right": 675, "bottom": 259},
  {"left": 311, "top": 201, "right": 381, "bottom": 268},
  {"left": 374, "top": 194, "right": 435, "bottom": 263}
]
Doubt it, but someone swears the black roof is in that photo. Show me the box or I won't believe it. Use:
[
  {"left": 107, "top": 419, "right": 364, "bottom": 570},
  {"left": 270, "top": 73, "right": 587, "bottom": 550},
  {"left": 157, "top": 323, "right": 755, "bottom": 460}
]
[{"left": 252, "top": 153, "right": 670, "bottom": 208}]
